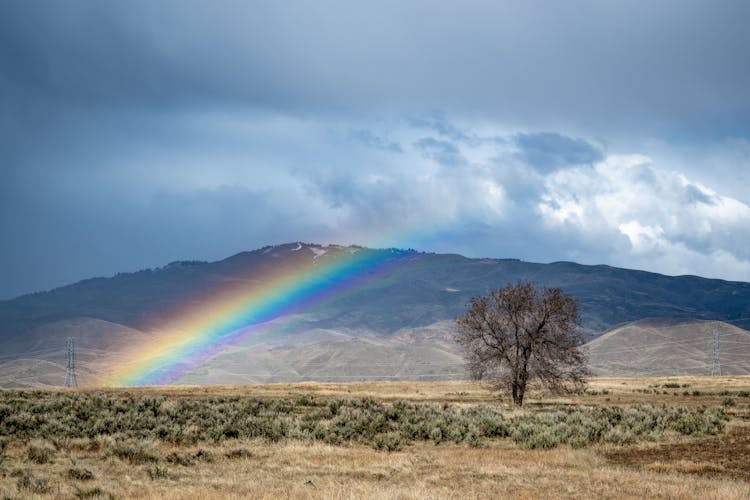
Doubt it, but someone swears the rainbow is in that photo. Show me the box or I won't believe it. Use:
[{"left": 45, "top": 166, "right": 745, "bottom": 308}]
[{"left": 107, "top": 244, "right": 414, "bottom": 386}]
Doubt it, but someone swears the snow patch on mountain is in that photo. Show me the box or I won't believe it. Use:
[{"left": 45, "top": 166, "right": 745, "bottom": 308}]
[{"left": 311, "top": 247, "right": 327, "bottom": 259}]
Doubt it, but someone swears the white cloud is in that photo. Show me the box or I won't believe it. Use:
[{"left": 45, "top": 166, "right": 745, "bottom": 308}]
[
  {"left": 537, "top": 152, "right": 750, "bottom": 279},
  {"left": 618, "top": 221, "right": 665, "bottom": 253}
]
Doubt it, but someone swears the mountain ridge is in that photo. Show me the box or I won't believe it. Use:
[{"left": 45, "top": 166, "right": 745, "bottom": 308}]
[
  {"left": 1, "top": 242, "right": 749, "bottom": 386},
  {"left": 7, "top": 243, "right": 750, "bottom": 304},
  {"left": 2, "top": 242, "right": 750, "bottom": 334}
]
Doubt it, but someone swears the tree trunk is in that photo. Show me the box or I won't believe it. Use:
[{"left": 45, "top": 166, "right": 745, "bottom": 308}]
[{"left": 512, "top": 383, "right": 525, "bottom": 406}]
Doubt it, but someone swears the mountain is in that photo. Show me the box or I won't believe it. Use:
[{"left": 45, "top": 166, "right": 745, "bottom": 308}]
[
  {"left": 587, "top": 318, "right": 750, "bottom": 376},
  {"left": 1, "top": 242, "right": 749, "bottom": 386}
]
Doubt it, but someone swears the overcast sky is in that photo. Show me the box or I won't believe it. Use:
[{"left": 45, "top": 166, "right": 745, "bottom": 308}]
[{"left": 1, "top": 1, "right": 749, "bottom": 299}]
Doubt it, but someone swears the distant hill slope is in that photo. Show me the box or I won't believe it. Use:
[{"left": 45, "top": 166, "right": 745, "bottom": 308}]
[
  {"left": 587, "top": 319, "right": 750, "bottom": 376},
  {"left": 179, "top": 321, "right": 465, "bottom": 385},
  {"left": 1, "top": 242, "right": 749, "bottom": 386},
  {"left": 0, "top": 317, "right": 153, "bottom": 387}
]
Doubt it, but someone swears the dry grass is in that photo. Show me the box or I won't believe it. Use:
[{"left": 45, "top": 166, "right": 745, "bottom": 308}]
[
  {"left": 0, "top": 376, "right": 748, "bottom": 499},
  {"left": 606, "top": 422, "right": 750, "bottom": 481},
  {"left": 58, "top": 375, "right": 750, "bottom": 405},
  {"left": 1, "top": 439, "right": 748, "bottom": 499}
]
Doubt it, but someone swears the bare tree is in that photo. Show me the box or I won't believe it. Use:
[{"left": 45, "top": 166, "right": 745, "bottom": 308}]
[{"left": 455, "top": 281, "right": 588, "bottom": 406}]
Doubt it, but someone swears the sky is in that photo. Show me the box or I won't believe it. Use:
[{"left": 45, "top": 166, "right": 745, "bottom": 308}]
[{"left": 1, "top": 0, "right": 749, "bottom": 299}]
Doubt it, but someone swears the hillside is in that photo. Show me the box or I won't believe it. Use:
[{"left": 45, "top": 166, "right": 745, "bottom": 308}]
[
  {"left": 1, "top": 242, "right": 749, "bottom": 386},
  {"left": 178, "top": 321, "right": 465, "bottom": 385},
  {"left": 587, "top": 319, "right": 750, "bottom": 376}
]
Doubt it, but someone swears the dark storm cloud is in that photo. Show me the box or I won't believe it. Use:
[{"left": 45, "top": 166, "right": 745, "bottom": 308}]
[
  {"left": 515, "top": 133, "right": 604, "bottom": 172},
  {"left": 2, "top": 1, "right": 748, "bottom": 131}
]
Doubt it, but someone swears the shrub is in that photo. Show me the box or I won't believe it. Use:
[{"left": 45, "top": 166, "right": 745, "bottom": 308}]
[
  {"left": 145, "top": 464, "right": 170, "bottom": 480},
  {"left": 224, "top": 448, "right": 253, "bottom": 459},
  {"left": 27, "top": 440, "right": 55, "bottom": 464},
  {"left": 429, "top": 427, "right": 443, "bottom": 444},
  {"left": 74, "top": 485, "right": 105, "bottom": 499},
  {"left": 17, "top": 471, "right": 51, "bottom": 494},
  {"left": 567, "top": 434, "right": 589, "bottom": 449},
  {"left": 372, "top": 432, "right": 402, "bottom": 452},
  {"left": 526, "top": 429, "right": 560, "bottom": 449},
  {"left": 603, "top": 427, "right": 635, "bottom": 445},
  {"left": 327, "top": 399, "right": 343, "bottom": 416},
  {"left": 295, "top": 394, "right": 317, "bottom": 407},
  {"left": 193, "top": 449, "right": 214, "bottom": 462},
  {"left": 0, "top": 437, "right": 6, "bottom": 466},
  {"left": 165, "top": 451, "right": 194, "bottom": 466},
  {"left": 448, "top": 426, "right": 465, "bottom": 444},
  {"left": 0, "top": 390, "right": 732, "bottom": 454},
  {"left": 111, "top": 441, "right": 158, "bottom": 464},
  {"left": 68, "top": 466, "right": 95, "bottom": 481},
  {"left": 463, "top": 426, "right": 484, "bottom": 448}
]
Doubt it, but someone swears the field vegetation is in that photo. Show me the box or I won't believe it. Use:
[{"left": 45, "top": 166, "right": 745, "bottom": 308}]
[{"left": 0, "top": 377, "right": 748, "bottom": 498}]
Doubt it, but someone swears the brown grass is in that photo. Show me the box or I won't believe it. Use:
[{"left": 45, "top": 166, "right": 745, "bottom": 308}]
[
  {"left": 0, "top": 376, "right": 748, "bottom": 499},
  {"left": 1, "top": 438, "right": 748, "bottom": 499},
  {"left": 606, "top": 422, "right": 750, "bottom": 481},
  {"left": 54, "top": 375, "right": 750, "bottom": 404}
]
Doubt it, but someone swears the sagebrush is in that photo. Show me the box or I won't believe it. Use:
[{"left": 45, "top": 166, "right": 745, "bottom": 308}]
[{"left": 0, "top": 391, "right": 728, "bottom": 450}]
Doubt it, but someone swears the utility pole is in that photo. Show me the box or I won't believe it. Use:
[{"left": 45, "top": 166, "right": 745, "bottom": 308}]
[
  {"left": 65, "top": 337, "right": 78, "bottom": 387},
  {"left": 711, "top": 328, "right": 721, "bottom": 377}
]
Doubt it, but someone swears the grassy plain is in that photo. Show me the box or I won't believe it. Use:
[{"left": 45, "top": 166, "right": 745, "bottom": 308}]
[{"left": 0, "top": 376, "right": 749, "bottom": 499}]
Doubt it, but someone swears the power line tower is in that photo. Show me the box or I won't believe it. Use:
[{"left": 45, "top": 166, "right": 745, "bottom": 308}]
[
  {"left": 711, "top": 328, "right": 721, "bottom": 377},
  {"left": 64, "top": 337, "right": 78, "bottom": 387}
]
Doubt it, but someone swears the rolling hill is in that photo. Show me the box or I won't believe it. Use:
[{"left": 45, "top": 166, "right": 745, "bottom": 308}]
[{"left": 587, "top": 318, "right": 750, "bottom": 376}]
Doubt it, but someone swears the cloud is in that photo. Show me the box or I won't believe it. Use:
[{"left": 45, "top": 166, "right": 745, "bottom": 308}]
[
  {"left": 350, "top": 130, "right": 402, "bottom": 153},
  {"left": 681, "top": 184, "right": 715, "bottom": 205},
  {"left": 414, "top": 137, "right": 466, "bottom": 166},
  {"left": 515, "top": 132, "right": 604, "bottom": 172},
  {"left": 407, "top": 114, "right": 477, "bottom": 144},
  {"left": 537, "top": 154, "right": 750, "bottom": 273},
  {"left": 2, "top": 2, "right": 747, "bottom": 134}
]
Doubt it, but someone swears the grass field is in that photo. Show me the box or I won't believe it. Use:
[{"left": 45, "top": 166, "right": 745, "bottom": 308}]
[{"left": 1, "top": 376, "right": 749, "bottom": 498}]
